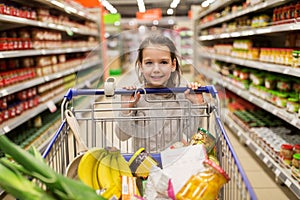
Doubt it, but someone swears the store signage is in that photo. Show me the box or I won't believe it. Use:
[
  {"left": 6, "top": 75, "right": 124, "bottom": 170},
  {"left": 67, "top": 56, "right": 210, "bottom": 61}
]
[
  {"left": 104, "top": 13, "right": 121, "bottom": 24},
  {"left": 136, "top": 8, "right": 162, "bottom": 20}
]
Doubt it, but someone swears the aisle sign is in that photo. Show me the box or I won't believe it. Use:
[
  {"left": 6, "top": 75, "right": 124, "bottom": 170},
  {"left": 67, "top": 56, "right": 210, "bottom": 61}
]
[
  {"left": 136, "top": 8, "right": 162, "bottom": 21},
  {"left": 104, "top": 13, "right": 121, "bottom": 24}
]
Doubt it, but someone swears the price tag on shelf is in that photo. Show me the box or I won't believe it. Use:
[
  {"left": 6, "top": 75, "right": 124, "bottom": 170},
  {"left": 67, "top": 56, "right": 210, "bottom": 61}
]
[
  {"left": 285, "top": 179, "right": 292, "bottom": 187},
  {"left": 255, "top": 149, "right": 261, "bottom": 156},
  {"left": 263, "top": 157, "right": 269, "bottom": 164},
  {"left": 248, "top": 96, "right": 253, "bottom": 102},
  {"left": 3, "top": 126, "right": 11, "bottom": 133},
  {"left": 237, "top": 131, "right": 242, "bottom": 137},
  {"left": 246, "top": 139, "right": 250, "bottom": 146},
  {"left": 291, "top": 118, "right": 298, "bottom": 127},
  {"left": 275, "top": 169, "right": 281, "bottom": 177},
  {"left": 47, "top": 100, "right": 57, "bottom": 113},
  {"left": 0, "top": 89, "right": 8, "bottom": 97},
  {"left": 0, "top": 53, "right": 3, "bottom": 58},
  {"left": 283, "top": 68, "right": 290, "bottom": 74}
]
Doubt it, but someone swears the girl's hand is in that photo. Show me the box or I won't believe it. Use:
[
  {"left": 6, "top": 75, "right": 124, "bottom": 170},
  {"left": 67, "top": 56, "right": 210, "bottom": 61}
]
[
  {"left": 121, "top": 86, "right": 141, "bottom": 114},
  {"left": 184, "top": 82, "right": 204, "bottom": 104}
]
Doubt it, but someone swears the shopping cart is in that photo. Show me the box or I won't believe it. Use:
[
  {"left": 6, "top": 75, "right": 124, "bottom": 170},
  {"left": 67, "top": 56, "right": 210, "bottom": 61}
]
[{"left": 42, "top": 85, "right": 257, "bottom": 200}]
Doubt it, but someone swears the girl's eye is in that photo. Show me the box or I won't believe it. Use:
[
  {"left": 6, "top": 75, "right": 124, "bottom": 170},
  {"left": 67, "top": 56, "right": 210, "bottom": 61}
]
[
  {"left": 161, "top": 61, "right": 169, "bottom": 64},
  {"left": 145, "top": 61, "right": 153, "bottom": 65}
]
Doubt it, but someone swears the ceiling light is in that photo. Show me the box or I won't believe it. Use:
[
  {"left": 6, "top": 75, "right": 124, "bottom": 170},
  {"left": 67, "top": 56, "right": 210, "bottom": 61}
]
[
  {"left": 201, "top": 1, "right": 210, "bottom": 7},
  {"left": 99, "top": 0, "right": 118, "bottom": 14},
  {"left": 137, "top": 0, "right": 146, "bottom": 12},
  {"left": 167, "top": 8, "right": 174, "bottom": 15}
]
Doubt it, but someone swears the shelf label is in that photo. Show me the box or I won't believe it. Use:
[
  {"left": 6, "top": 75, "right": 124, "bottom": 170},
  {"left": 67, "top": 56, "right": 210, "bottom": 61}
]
[
  {"left": 0, "top": 53, "right": 3, "bottom": 58},
  {"left": 0, "top": 89, "right": 8, "bottom": 97},
  {"left": 255, "top": 149, "right": 261, "bottom": 156},
  {"left": 249, "top": 96, "right": 253, "bottom": 102},
  {"left": 284, "top": 179, "right": 292, "bottom": 187},
  {"left": 262, "top": 103, "right": 268, "bottom": 110},
  {"left": 246, "top": 140, "right": 250, "bottom": 146},
  {"left": 237, "top": 131, "right": 242, "bottom": 137},
  {"left": 291, "top": 118, "right": 298, "bottom": 127},
  {"left": 47, "top": 100, "right": 57, "bottom": 113},
  {"left": 3, "top": 126, "right": 10, "bottom": 133},
  {"left": 275, "top": 169, "right": 281, "bottom": 176},
  {"left": 263, "top": 157, "right": 269, "bottom": 164},
  {"left": 283, "top": 68, "right": 290, "bottom": 74}
]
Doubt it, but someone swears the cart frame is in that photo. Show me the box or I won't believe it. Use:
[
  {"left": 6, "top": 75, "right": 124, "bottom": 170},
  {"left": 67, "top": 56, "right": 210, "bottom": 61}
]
[{"left": 42, "top": 85, "right": 257, "bottom": 200}]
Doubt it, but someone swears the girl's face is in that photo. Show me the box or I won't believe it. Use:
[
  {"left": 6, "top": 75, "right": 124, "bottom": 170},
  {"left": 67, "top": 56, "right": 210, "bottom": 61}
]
[{"left": 140, "top": 45, "right": 176, "bottom": 87}]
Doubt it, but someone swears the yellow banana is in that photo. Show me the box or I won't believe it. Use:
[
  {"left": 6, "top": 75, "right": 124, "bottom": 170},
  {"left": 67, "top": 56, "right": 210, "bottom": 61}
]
[
  {"left": 77, "top": 148, "right": 107, "bottom": 189},
  {"left": 110, "top": 154, "right": 122, "bottom": 192},
  {"left": 101, "top": 185, "right": 121, "bottom": 200},
  {"left": 92, "top": 149, "right": 108, "bottom": 190},
  {"left": 116, "top": 152, "right": 133, "bottom": 178},
  {"left": 97, "top": 153, "right": 114, "bottom": 190}
]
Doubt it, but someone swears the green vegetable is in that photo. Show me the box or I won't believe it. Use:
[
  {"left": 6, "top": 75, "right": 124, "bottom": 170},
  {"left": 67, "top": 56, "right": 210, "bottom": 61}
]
[
  {"left": 0, "top": 135, "right": 106, "bottom": 200},
  {"left": 0, "top": 158, "right": 55, "bottom": 200}
]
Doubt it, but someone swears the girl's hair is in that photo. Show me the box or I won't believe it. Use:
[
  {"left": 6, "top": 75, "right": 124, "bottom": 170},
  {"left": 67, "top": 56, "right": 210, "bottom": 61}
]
[{"left": 135, "top": 34, "right": 182, "bottom": 87}]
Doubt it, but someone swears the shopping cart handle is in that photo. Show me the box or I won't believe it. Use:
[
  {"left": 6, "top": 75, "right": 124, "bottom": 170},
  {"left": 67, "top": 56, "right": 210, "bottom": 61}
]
[{"left": 64, "top": 85, "right": 218, "bottom": 101}]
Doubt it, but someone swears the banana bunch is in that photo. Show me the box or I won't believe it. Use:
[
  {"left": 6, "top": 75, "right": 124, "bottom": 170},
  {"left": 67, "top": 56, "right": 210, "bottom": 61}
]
[{"left": 77, "top": 147, "right": 134, "bottom": 199}]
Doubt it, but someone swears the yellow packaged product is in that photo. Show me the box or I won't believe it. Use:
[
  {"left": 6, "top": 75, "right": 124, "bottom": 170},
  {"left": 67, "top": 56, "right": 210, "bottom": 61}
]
[{"left": 176, "top": 159, "right": 230, "bottom": 200}]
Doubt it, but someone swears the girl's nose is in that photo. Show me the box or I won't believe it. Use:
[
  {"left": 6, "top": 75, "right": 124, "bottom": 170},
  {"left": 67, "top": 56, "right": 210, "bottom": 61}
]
[{"left": 152, "top": 63, "right": 160, "bottom": 70}]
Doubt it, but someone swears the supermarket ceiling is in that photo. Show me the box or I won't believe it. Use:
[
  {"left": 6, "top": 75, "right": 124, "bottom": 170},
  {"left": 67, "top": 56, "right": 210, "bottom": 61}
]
[{"left": 104, "top": 0, "right": 204, "bottom": 18}]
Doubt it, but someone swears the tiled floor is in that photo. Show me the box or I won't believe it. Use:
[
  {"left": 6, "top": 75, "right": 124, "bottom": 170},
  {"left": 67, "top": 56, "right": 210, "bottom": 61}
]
[{"left": 224, "top": 126, "right": 298, "bottom": 200}]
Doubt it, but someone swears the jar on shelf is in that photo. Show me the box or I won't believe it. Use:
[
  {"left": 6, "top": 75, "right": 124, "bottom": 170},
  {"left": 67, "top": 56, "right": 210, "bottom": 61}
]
[
  {"left": 277, "top": 78, "right": 291, "bottom": 92},
  {"left": 280, "top": 144, "right": 294, "bottom": 167},
  {"left": 291, "top": 153, "right": 300, "bottom": 178},
  {"left": 176, "top": 159, "right": 230, "bottom": 200},
  {"left": 275, "top": 92, "right": 288, "bottom": 108},
  {"left": 294, "top": 144, "right": 300, "bottom": 154},
  {"left": 286, "top": 97, "right": 300, "bottom": 113},
  {"left": 292, "top": 50, "right": 300, "bottom": 68},
  {"left": 239, "top": 69, "right": 249, "bottom": 80},
  {"left": 264, "top": 75, "right": 277, "bottom": 90},
  {"left": 250, "top": 72, "right": 265, "bottom": 86}
]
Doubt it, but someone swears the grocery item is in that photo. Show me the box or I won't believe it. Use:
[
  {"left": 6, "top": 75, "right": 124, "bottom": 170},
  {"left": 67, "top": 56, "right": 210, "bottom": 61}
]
[
  {"left": 280, "top": 144, "right": 294, "bottom": 167},
  {"left": 190, "top": 127, "right": 216, "bottom": 155},
  {"left": 77, "top": 148, "right": 108, "bottom": 190},
  {"left": 286, "top": 97, "right": 300, "bottom": 113},
  {"left": 0, "top": 135, "right": 106, "bottom": 200},
  {"left": 292, "top": 153, "right": 300, "bottom": 179},
  {"left": 128, "top": 148, "right": 158, "bottom": 178},
  {"left": 176, "top": 159, "right": 230, "bottom": 200}
]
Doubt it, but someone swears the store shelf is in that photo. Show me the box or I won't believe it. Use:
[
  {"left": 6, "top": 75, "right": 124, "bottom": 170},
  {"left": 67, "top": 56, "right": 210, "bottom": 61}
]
[
  {"left": 196, "top": 0, "right": 239, "bottom": 20},
  {"left": 225, "top": 112, "right": 300, "bottom": 199},
  {"left": 32, "top": 0, "right": 97, "bottom": 22},
  {"left": 199, "top": 68, "right": 300, "bottom": 129},
  {"left": 0, "top": 72, "right": 99, "bottom": 135},
  {"left": 199, "top": 21, "right": 300, "bottom": 41},
  {"left": 199, "top": 0, "right": 291, "bottom": 30},
  {"left": 0, "top": 14, "right": 98, "bottom": 36},
  {"left": 199, "top": 52, "right": 300, "bottom": 77},
  {"left": 0, "top": 59, "right": 101, "bottom": 98},
  {"left": 0, "top": 47, "right": 96, "bottom": 59}
]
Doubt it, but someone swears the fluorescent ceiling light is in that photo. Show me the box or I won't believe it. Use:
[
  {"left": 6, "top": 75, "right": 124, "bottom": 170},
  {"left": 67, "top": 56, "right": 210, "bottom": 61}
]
[
  {"left": 167, "top": 8, "right": 174, "bottom": 15},
  {"left": 99, "top": 0, "right": 118, "bottom": 14},
  {"left": 137, "top": 0, "right": 146, "bottom": 12}
]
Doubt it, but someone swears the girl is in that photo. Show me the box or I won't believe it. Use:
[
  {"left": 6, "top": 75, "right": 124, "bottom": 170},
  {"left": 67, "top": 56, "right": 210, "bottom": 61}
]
[{"left": 115, "top": 34, "right": 205, "bottom": 152}]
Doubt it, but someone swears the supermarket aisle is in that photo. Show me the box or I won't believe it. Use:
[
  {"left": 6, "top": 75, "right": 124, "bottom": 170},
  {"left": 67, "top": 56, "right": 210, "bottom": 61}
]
[{"left": 224, "top": 126, "right": 297, "bottom": 200}]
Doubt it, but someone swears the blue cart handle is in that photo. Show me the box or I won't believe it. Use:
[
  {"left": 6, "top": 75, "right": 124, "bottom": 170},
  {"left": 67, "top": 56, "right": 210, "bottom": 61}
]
[{"left": 64, "top": 85, "right": 218, "bottom": 101}]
